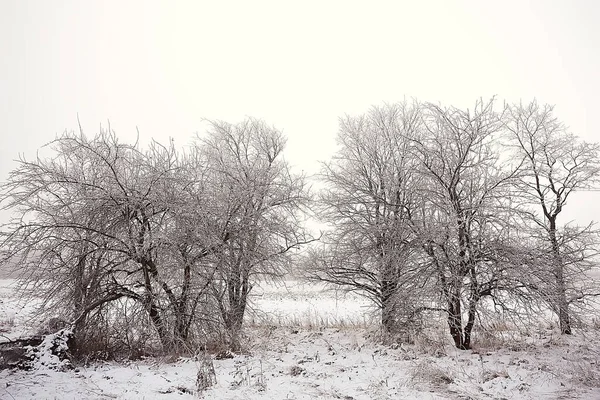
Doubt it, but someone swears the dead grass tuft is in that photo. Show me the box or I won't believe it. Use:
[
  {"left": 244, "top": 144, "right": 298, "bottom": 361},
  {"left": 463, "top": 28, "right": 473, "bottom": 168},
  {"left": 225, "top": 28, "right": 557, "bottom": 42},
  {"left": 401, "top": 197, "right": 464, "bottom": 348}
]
[
  {"left": 409, "top": 359, "right": 454, "bottom": 388},
  {"left": 569, "top": 360, "right": 600, "bottom": 388}
]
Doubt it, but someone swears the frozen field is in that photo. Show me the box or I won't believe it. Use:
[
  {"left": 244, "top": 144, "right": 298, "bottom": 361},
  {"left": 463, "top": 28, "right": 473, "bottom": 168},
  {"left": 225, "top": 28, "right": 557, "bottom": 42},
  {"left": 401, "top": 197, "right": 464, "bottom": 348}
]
[
  {"left": 1, "top": 279, "right": 600, "bottom": 399},
  {"left": 249, "top": 281, "right": 374, "bottom": 327}
]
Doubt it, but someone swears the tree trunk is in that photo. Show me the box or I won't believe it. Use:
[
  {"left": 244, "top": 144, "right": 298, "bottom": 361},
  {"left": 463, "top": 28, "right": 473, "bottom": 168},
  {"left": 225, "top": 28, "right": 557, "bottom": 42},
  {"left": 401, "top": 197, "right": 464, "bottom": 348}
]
[
  {"left": 381, "top": 300, "right": 395, "bottom": 334},
  {"left": 222, "top": 264, "right": 250, "bottom": 352},
  {"left": 463, "top": 295, "right": 477, "bottom": 350},
  {"left": 447, "top": 292, "right": 467, "bottom": 349},
  {"left": 463, "top": 264, "right": 480, "bottom": 350},
  {"left": 173, "top": 261, "right": 192, "bottom": 345},
  {"left": 225, "top": 315, "right": 244, "bottom": 352},
  {"left": 224, "top": 294, "right": 246, "bottom": 352},
  {"left": 549, "top": 223, "right": 572, "bottom": 335},
  {"left": 146, "top": 298, "right": 169, "bottom": 348},
  {"left": 555, "top": 264, "right": 572, "bottom": 334},
  {"left": 141, "top": 264, "right": 170, "bottom": 349},
  {"left": 71, "top": 253, "right": 87, "bottom": 353},
  {"left": 381, "top": 276, "right": 397, "bottom": 333}
]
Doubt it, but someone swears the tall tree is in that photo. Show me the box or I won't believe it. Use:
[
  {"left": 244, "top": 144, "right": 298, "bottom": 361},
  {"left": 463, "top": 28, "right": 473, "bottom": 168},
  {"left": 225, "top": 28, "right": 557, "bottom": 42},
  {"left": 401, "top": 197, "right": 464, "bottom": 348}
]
[
  {"left": 505, "top": 100, "right": 600, "bottom": 334},
  {"left": 199, "top": 118, "right": 313, "bottom": 351},
  {"left": 309, "top": 102, "right": 430, "bottom": 334},
  {"left": 410, "top": 99, "right": 520, "bottom": 349}
]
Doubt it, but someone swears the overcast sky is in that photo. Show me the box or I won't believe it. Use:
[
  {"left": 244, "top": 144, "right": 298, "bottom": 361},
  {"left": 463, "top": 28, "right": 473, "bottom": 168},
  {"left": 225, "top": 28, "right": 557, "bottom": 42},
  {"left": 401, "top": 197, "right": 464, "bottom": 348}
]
[{"left": 1, "top": 0, "right": 599, "bottom": 223}]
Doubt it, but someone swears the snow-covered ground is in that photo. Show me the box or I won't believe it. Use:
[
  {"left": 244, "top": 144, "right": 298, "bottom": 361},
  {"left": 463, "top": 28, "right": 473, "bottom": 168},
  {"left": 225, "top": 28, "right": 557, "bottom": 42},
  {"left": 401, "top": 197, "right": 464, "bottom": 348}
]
[
  {"left": 0, "top": 279, "right": 40, "bottom": 342},
  {"left": 1, "top": 279, "right": 600, "bottom": 399},
  {"left": 249, "top": 281, "right": 374, "bottom": 327}
]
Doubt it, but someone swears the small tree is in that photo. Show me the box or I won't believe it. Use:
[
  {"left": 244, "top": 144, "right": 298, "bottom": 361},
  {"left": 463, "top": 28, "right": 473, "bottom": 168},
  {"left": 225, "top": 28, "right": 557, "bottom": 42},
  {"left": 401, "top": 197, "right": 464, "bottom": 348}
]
[{"left": 505, "top": 100, "right": 600, "bottom": 334}]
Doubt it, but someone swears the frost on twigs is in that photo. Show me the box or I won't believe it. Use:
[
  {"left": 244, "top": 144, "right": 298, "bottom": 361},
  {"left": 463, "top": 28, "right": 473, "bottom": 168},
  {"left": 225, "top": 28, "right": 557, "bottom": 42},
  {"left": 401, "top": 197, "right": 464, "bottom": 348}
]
[{"left": 24, "top": 328, "right": 74, "bottom": 371}]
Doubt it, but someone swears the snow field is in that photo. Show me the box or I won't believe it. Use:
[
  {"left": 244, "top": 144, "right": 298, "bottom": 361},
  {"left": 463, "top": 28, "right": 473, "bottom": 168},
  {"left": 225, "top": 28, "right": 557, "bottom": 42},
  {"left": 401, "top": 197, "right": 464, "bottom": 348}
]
[{"left": 1, "top": 279, "right": 600, "bottom": 399}]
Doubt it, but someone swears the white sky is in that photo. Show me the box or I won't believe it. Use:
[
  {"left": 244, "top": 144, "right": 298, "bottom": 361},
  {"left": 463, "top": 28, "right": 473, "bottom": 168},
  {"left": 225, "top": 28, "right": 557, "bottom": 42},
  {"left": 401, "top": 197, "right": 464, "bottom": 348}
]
[{"left": 1, "top": 0, "right": 599, "bottom": 224}]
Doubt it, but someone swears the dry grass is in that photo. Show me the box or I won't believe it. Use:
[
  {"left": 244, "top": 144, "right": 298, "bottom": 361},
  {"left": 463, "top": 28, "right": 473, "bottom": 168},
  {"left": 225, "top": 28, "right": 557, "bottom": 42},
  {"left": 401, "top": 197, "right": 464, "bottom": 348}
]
[
  {"left": 0, "top": 316, "right": 15, "bottom": 334},
  {"left": 481, "top": 368, "right": 510, "bottom": 383},
  {"left": 569, "top": 361, "right": 600, "bottom": 388},
  {"left": 409, "top": 359, "right": 455, "bottom": 388},
  {"left": 246, "top": 311, "right": 373, "bottom": 331},
  {"left": 411, "top": 325, "right": 450, "bottom": 357}
]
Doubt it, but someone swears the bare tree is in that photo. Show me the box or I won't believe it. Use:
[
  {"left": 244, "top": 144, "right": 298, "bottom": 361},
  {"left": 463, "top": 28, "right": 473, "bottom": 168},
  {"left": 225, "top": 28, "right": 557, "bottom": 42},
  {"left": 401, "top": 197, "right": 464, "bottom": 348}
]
[
  {"left": 199, "top": 118, "right": 314, "bottom": 351},
  {"left": 0, "top": 130, "right": 219, "bottom": 353},
  {"left": 1, "top": 118, "right": 314, "bottom": 355},
  {"left": 1, "top": 131, "right": 151, "bottom": 350},
  {"left": 308, "top": 102, "right": 432, "bottom": 334},
  {"left": 410, "top": 98, "right": 523, "bottom": 349},
  {"left": 504, "top": 100, "right": 600, "bottom": 334}
]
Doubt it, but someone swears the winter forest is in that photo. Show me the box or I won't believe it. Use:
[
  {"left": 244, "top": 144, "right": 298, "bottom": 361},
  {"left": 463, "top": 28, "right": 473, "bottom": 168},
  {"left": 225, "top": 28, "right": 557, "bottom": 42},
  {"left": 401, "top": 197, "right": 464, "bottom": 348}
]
[{"left": 1, "top": 98, "right": 600, "bottom": 399}]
